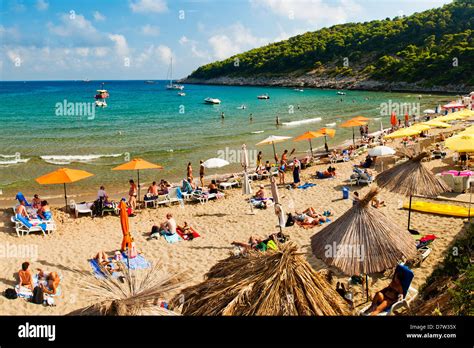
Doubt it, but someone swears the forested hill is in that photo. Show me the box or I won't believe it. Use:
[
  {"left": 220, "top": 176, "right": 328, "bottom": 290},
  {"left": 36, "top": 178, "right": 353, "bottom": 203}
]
[{"left": 184, "top": 1, "right": 473, "bottom": 90}]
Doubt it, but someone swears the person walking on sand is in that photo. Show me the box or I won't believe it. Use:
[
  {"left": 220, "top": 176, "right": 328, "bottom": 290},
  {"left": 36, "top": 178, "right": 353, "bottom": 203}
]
[
  {"left": 199, "top": 160, "right": 205, "bottom": 188},
  {"left": 128, "top": 179, "right": 137, "bottom": 211},
  {"left": 292, "top": 157, "right": 301, "bottom": 187},
  {"left": 187, "top": 162, "right": 193, "bottom": 182},
  {"left": 278, "top": 150, "right": 288, "bottom": 185}
]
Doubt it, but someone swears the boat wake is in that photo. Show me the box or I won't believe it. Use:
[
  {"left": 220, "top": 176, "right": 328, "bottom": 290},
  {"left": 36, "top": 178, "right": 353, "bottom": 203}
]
[
  {"left": 40, "top": 154, "right": 123, "bottom": 165},
  {"left": 282, "top": 118, "right": 322, "bottom": 127}
]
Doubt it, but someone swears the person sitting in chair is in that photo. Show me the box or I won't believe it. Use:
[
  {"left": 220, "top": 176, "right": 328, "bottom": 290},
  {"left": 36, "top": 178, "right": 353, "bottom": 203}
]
[{"left": 364, "top": 270, "right": 404, "bottom": 316}]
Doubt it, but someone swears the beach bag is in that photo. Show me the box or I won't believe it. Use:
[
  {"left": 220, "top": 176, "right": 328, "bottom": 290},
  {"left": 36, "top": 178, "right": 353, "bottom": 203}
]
[
  {"left": 285, "top": 214, "right": 295, "bottom": 227},
  {"left": 31, "top": 286, "right": 44, "bottom": 305},
  {"left": 127, "top": 207, "right": 133, "bottom": 216},
  {"left": 4, "top": 288, "right": 17, "bottom": 300}
]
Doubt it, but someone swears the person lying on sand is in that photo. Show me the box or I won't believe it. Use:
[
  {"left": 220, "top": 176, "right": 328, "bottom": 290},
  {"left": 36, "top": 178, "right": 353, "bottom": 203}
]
[
  {"left": 18, "top": 262, "right": 34, "bottom": 290},
  {"left": 371, "top": 196, "right": 385, "bottom": 208},
  {"left": 37, "top": 269, "right": 60, "bottom": 295},
  {"left": 364, "top": 271, "right": 404, "bottom": 316},
  {"left": 231, "top": 236, "right": 263, "bottom": 251},
  {"left": 178, "top": 222, "right": 195, "bottom": 240}
]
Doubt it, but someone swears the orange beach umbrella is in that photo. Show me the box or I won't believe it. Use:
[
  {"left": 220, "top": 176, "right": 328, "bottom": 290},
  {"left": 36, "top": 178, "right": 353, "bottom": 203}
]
[
  {"left": 119, "top": 199, "right": 132, "bottom": 252},
  {"left": 294, "top": 131, "right": 321, "bottom": 156},
  {"left": 35, "top": 168, "right": 94, "bottom": 211},
  {"left": 340, "top": 119, "right": 366, "bottom": 146},
  {"left": 316, "top": 128, "right": 336, "bottom": 152},
  {"left": 112, "top": 158, "right": 163, "bottom": 201},
  {"left": 351, "top": 116, "right": 369, "bottom": 122}
]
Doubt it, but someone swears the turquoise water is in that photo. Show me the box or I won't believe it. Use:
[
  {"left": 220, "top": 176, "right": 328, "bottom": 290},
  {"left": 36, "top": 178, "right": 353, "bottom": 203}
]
[{"left": 0, "top": 80, "right": 451, "bottom": 200}]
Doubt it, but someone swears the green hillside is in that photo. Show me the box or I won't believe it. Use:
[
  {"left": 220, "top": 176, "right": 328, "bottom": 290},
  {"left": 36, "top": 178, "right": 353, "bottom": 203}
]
[{"left": 188, "top": 1, "right": 474, "bottom": 87}]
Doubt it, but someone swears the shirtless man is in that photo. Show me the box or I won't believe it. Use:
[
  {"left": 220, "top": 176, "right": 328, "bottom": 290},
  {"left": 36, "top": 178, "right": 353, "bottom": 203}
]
[
  {"left": 15, "top": 200, "right": 28, "bottom": 218},
  {"left": 148, "top": 181, "right": 159, "bottom": 198},
  {"left": 18, "top": 262, "right": 34, "bottom": 290},
  {"left": 160, "top": 213, "right": 177, "bottom": 236},
  {"left": 187, "top": 162, "right": 193, "bottom": 182}
]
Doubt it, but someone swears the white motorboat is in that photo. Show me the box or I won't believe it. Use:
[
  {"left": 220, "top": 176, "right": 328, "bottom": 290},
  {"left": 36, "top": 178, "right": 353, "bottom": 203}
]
[
  {"left": 237, "top": 105, "right": 246, "bottom": 109},
  {"left": 257, "top": 94, "right": 270, "bottom": 99},
  {"left": 94, "top": 83, "right": 109, "bottom": 107},
  {"left": 204, "top": 97, "right": 221, "bottom": 104},
  {"left": 337, "top": 91, "right": 346, "bottom": 95},
  {"left": 178, "top": 92, "right": 186, "bottom": 96}
]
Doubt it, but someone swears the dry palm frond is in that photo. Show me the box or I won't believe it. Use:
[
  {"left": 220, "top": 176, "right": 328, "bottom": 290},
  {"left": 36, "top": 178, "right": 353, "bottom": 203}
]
[
  {"left": 375, "top": 151, "right": 450, "bottom": 197},
  {"left": 171, "top": 242, "right": 351, "bottom": 316},
  {"left": 67, "top": 264, "right": 184, "bottom": 316},
  {"left": 311, "top": 188, "right": 417, "bottom": 275}
]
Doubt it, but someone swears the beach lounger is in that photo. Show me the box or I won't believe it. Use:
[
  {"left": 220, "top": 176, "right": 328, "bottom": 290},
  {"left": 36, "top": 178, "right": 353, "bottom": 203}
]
[
  {"left": 11, "top": 215, "right": 48, "bottom": 237},
  {"left": 219, "top": 178, "right": 240, "bottom": 190},
  {"left": 360, "top": 264, "right": 418, "bottom": 316},
  {"left": 191, "top": 191, "right": 224, "bottom": 204},
  {"left": 71, "top": 202, "right": 93, "bottom": 218},
  {"left": 167, "top": 187, "right": 184, "bottom": 205}
]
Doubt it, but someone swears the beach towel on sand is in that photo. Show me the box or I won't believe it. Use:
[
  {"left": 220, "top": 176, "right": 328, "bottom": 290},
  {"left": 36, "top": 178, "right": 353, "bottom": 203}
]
[
  {"left": 88, "top": 258, "right": 122, "bottom": 279},
  {"left": 120, "top": 252, "right": 151, "bottom": 270},
  {"left": 297, "top": 182, "right": 316, "bottom": 189},
  {"left": 15, "top": 274, "right": 62, "bottom": 299},
  {"left": 163, "top": 233, "right": 182, "bottom": 244},
  {"left": 176, "top": 226, "right": 200, "bottom": 241}
]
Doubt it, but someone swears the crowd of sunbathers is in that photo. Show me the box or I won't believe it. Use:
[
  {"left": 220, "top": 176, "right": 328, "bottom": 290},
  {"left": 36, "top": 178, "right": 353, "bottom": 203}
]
[
  {"left": 231, "top": 231, "right": 288, "bottom": 253},
  {"left": 15, "top": 193, "right": 52, "bottom": 222},
  {"left": 315, "top": 166, "right": 337, "bottom": 179}
]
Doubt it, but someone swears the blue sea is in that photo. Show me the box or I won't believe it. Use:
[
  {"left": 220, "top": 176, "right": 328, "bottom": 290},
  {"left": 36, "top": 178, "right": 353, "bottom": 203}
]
[{"left": 0, "top": 80, "right": 451, "bottom": 203}]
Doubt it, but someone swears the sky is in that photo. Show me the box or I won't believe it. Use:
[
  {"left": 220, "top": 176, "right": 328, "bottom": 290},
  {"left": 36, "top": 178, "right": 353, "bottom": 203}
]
[{"left": 0, "top": 0, "right": 453, "bottom": 81}]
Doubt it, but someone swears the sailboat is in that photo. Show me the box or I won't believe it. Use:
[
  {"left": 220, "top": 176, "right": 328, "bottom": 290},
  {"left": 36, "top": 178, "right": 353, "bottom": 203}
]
[{"left": 166, "top": 58, "right": 184, "bottom": 90}]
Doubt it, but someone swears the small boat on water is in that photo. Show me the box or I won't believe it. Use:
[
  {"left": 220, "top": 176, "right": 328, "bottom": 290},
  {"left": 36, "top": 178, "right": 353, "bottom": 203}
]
[
  {"left": 257, "top": 94, "right": 270, "bottom": 100},
  {"left": 294, "top": 88, "right": 304, "bottom": 92},
  {"left": 204, "top": 97, "right": 221, "bottom": 104},
  {"left": 337, "top": 91, "right": 346, "bottom": 95},
  {"left": 325, "top": 122, "right": 336, "bottom": 127},
  {"left": 94, "top": 83, "right": 109, "bottom": 107},
  {"left": 178, "top": 92, "right": 186, "bottom": 96},
  {"left": 237, "top": 105, "right": 246, "bottom": 109}
]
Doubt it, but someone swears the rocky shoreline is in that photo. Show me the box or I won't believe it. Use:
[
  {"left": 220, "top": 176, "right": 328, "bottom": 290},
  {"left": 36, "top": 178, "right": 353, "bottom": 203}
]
[{"left": 180, "top": 75, "right": 472, "bottom": 94}]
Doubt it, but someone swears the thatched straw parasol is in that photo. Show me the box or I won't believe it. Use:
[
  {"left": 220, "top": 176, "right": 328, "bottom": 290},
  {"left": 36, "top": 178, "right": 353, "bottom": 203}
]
[
  {"left": 375, "top": 150, "right": 450, "bottom": 233},
  {"left": 171, "top": 242, "right": 351, "bottom": 316},
  {"left": 311, "top": 188, "right": 417, "bottom": 300},
  {"left": 67, "top": 264, "right": 182, "bottom": 316}
]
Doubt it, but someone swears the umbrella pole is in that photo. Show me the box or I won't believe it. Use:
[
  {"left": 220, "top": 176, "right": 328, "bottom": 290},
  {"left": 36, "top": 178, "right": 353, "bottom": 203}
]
[
  {"left": 309, "top": 139, "right": 313, "bottom": 157},
  {"left": 272, "top": 142, "right": 277, "bottom": 165},
  {"left": 324, "top": 135, "right": 328, "bottom": 152},
  {"left": 64, "top": 183, "right": 68, "bottom": 213},
  {"left": 366, "top": 274, "right": 369, "bottom": 302},
  {"left": 408, "top": 194, "right": 413, "bottom": 231},
  {"left": 468, "top": 185, "right": 472, "bottom": 224},
  {"left": 137, "top": 170, "right": 141, "bottom": 203},
  {"left": 352, "top": 128, "right": 355, "bottom": 147}
]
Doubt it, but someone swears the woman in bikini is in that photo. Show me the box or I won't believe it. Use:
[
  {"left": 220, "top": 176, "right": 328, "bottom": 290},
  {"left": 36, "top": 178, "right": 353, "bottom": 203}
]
[
  {"left": 128, "top": 179, "right": 137, "bottom": 211},
  {"left": 364, "top": 271, "right": 404, "bottom": 315}
]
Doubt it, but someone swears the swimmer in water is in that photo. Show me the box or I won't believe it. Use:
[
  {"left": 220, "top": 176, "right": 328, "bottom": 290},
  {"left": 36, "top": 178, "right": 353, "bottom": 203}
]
[
  {"left": 221, "top": 112, "right": 225, "bottom": 119},
  {"left": 249, "top": 113, "right": 253, "bottom": 121}
]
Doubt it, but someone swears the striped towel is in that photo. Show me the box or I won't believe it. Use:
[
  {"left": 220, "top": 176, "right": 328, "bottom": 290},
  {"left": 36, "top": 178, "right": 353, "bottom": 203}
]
[{"left": 120, "top": 252, "right": 151, "bottom": 270}]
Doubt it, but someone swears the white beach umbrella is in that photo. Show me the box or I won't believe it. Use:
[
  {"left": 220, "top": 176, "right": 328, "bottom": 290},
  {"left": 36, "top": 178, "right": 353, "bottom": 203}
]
[
  {"left": 423, "top": 109, "right": 436, "bottom": 114},
  {"left": 368, "top": 146, "right": 396, "bottom": 157},
  {"left": 256, "top": 135, "right": 292, "bottom": 164},
  {"left": 202, "top": 158, "right": 230, "bottom": 169},
  {"left": 241, "top": 144, "right": 252, "bottom": 195},
  {"left": 270, "top": 176, "right": 285, "bottom": 231}
]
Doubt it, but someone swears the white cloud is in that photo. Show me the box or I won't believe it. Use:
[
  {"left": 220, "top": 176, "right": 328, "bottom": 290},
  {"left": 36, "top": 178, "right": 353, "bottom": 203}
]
[
  {"left": 109, "top": 34, "right": 130, "bottom": 57},
  {"left": 179, "top": 36, "right": 189, "bottom": 45},
  {"left": 208, "top": 22, "right": 269, "bottom": 60},
  {"left": 156, "top": 45, "right": 173, "bottom": 64},
  {"left": 250, "top": 0, "right": 362, "bottom": 26},
  {"left": 179, "top": 36, "right": 209, "bottom": 59},
  {"left": 93, "top": 11, "right": 106, "bottom": 21},
  {"left": 130, "top": 0, "right": 167, "bottom": 13},
  {"left": 141, "top": 24, "right": 160, "bottom": 36},
  {"left": 36, "top": 0, "right": 49, "bottom": 11}
]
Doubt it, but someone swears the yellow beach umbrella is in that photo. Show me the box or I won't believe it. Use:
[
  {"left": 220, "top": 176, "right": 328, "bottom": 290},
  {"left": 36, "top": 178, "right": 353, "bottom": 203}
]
[
  {"left": 294, "top": 131, "right": 321, "bottom": 156},
  {"left": 408, "top": 124, "right": 431, "bottom": 132},
  {"left": 384, "top": 128, "right": 421, "bottom": 139},
  {"left": 445, "top": 134, "right": 474, "bottom": 152},
  {"left": 421, "top": 121, "right": 451, "bottom": 128},
  {"left": 450, "top": 109, "right": 474, "bottom": 118},
  {"left": 434, "top": 114, "right": 467, "bottom": 122},
  {"left": 35, "top": 168, "right": 94, "bottom": 211},
  {"left": 112, "top": 158, "right": 163, "bottom": 200},
  {"left": 459, "top": 125, "right": 474, "bottom": 136}
]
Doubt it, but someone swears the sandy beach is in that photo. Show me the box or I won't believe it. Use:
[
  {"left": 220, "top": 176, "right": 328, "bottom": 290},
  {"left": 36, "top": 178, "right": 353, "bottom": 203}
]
[{"left": 0, "top": 121, "right": 472, "bottom": 316}]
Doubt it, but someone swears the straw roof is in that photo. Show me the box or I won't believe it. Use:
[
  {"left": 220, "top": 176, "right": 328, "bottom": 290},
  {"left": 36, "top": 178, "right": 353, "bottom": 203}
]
[
  {"left": 67, "top": 264, "right": 182, "bottom": 316},
  {"left": 375, "top": 150, "right": 450, "bottom": 197},
  {"left": 311, "top": 188, "right": 417, "bottom": 275},
  {"left": 171, "top": 242, "right": 351, "bottom": 316}
]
